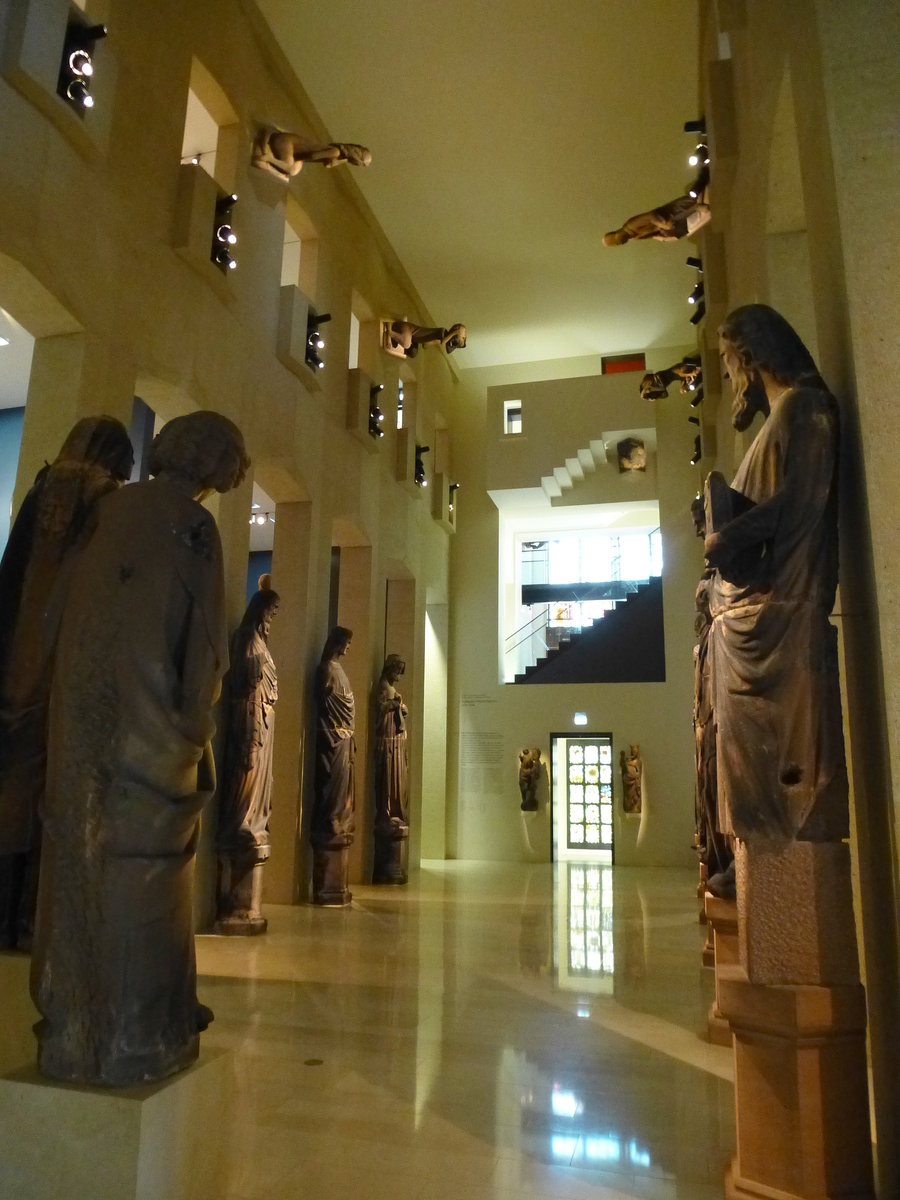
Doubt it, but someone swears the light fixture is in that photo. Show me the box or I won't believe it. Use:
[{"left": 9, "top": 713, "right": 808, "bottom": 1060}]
[
  {"left": 684, "top": 118, "right": 706, "bottom": 135},
  {"left": 689, "top": 301, "right": 706, "bottom": 326},
  {"left": 690, "top": 435, "right": 702, "bottom": 465},
  {"left": 57, "top": 20, "right": 106, "bottom": 116},
  {"left": 211, "top": 194, "right": 238, "bottom": 273},
  {"left": 414, "top": 444, "right": 429, "bottom": 487},
  {"left": 0, "top": 337, "right": 9, "bottom": 348},
  {"left": 685, "top": 256, "right": 703, "bottom": 271},
  {"left": 369, "top": 385, "right": 385, "bottom": 439},
  {"left": 689, "top": 166, "right": 710, "bottom": 200},
  {"left": 690, "top": 386, "right": 704, "bottom": 409},
  {"left": 573, "top": 712, "right": 588, "bottom": 726},
  {"left": 688, "top": 143, "right": 710, "bottom": 167},
  {"left": 305, "top": 310, "right": 331, "bottom": 371},
  {"left": 449, "top": 481, "right": 460, "bottom": 512},
  {"left": 688, "top": 282, "right": 704, "bottom": 306},
  {"left": 688, "top": 415, "right": 700, "bottom": 426}
]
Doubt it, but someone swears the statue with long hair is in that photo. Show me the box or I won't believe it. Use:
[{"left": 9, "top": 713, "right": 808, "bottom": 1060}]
[
  {"left": 0, "top": 417, "right": 133, "bottom": 950},
  {"left": 373, "top": 654, "right": 410, "bottom": 884},
  {"left": 311, "top": 626, "right": 355, "bottom": 905},
  {"left": 31, "top": 411, "right": 248, "bottom": 1085}
]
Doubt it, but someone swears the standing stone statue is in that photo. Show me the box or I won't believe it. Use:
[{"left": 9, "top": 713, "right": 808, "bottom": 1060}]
[
  {"left": 311, "top": 626, "right": 355, "bottom": 905},
  {"left": 372, "top": 654, "right": 410, "bottom": 884},
  {"left": 693, "top": 578, "right": 733, "bottom": 894},
  {"left": 31, "top": 411, "right": 249, "bottom": 1085},
  {"left": 620, "top": 744, "right": 643, "bottom": 813},
  {"left": 215, "top": 585, "right": 280, "bottom": 934},
  {"left": 518, "top": 747, "right": 541, "bottom": 812},
  {"left": 0, "top": 417, "right": 133, "bottom": 951},
  {"left": 705, "top": 305, "right": 847, "bottom": 847}
]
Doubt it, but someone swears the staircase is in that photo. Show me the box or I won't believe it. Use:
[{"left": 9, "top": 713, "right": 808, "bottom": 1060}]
[
  {"left": 540, "top": 440, "right": 608, "bottom": 501},
  {"left": 513, "top": 577, "right": 665, "bottom": 684}
]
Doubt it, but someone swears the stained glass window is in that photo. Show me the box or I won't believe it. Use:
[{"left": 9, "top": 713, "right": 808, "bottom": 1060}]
[{"left": 565, "top": 736, "right": 614, "bottom": 854}]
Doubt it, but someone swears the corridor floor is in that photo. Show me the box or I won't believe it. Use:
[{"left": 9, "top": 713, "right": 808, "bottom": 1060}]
[{"left": 198, "top": 862, "right": 735, "bottom": 1200}]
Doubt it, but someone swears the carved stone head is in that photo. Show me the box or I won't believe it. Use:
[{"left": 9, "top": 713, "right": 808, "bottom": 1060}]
[
  {"left": 148, "top": 412, "right": 249, "bottom": 495},
  {"left": 718, "top": 304, "right": 821, "bottom": 431},
  {"left": 382, "top": 654, "right": 405, "bottom": 683}
]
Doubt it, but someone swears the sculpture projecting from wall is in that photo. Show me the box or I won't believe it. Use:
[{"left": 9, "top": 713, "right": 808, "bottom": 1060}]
[
  {"left": 518, "top": 747, "right": 542, "bottom": 812},
  {"left": 382, "top": 320, "right": 467, "bottom": 359},
  {"left": 603, "top": 192, "right": 710, "bottom": 246},
  {"left": 620, "top": 744, "right": 642, "bottom": 813},
  {"left": 252, "top": 127, "right": 372, "bottom": 180},
  {"left": 705, "top": 304, "right": 847, "bottom": 845},
  {"left": 215, "top": 585, "right": 280, "bottom": 934},
  {"left": 373, "top": 654, "right": 410, "bottom": 884},
  {"left": 0, "top": 418, "right": 134, "bottom": 951},
  {"left": 616, "top": 437, "right": 646, "bottom": 472},
  {"left": 311, "top": 626, "right": 356, "bottom": 905},
  {"left": 31, "top": 411, "right": 249, "bottom": 1086},
  {"left": 639, "top": 358, "right": 702, "bottom": 401}
]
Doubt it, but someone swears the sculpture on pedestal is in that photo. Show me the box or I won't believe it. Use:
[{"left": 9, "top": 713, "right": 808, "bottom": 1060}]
[
  {"left": 518, "top": 747, "right": 541, "bottom": 812},
  {"left": 215, "top": 585, "right": 280, "bottom": 934},
  {"left": 0, "top": 417, "right": 134, "bottom": 952},
  {"left": 31, "top": 411, "right": 249, "bottom": 1086},
  {"left": 372, "top": 654, "right": 410, "bottom": 884},
  {"left": 311, "top": 626, "right": 355, "bottom": 905},
  {"left": 692, "top": 578, "right": 733, "bottom": 893},
  {"left": 382, "top": 320, "right": 467, "bottom": 359},
  {"left": 603, "top": 191, "right": 710, "bottom": 246},
  {"left": 620, "top": 744, "right": 642, "bottom": 813},
  {"left": 252, "top": 127, "right": 372, "bottom": 180},
  {"left": 639, "top": 358, "right": 702, "bottom": 401}
]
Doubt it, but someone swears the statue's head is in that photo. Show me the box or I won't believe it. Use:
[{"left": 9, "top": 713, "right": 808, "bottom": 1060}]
[
  {"left": 719, "top": 305, "right": 820, "bottom": 432},
  {"left": 149, "top": 411, "right": 250, "bottom": 497},
  {"left": 382, "top": 653, "right": 405, "bottom": 683},
  {"left": 57, "top": 416, "right": 134, "bottom": 482},
  {"left": 444, "top": 324, "right": 466, "bottom": 353},
  {"left": 242, "top": 587, "right": 280, "bottom": 640},
  {"left": 639, "top": 373, "right": 668, "bottom": 401},
  {"left": 322, "top": 625, "right": 353, "bottom": 661},
  {"left": 602, "top": 230, "right": 629, "bottom": 247},
  {"left": 337, "top": 143, "right": 372, "bottom": 167},
  {"left": 690, "top": 494, "right": 705, "bottom": 538}
]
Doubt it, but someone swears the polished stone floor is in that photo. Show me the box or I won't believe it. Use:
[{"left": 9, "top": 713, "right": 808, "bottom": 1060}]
[{"left": 196, "top": 862, "right": 735, "bottom": 1200}]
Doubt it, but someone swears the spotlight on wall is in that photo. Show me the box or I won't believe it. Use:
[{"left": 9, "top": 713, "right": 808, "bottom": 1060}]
[
  {"left": 685, "top": 256, "right": 703, "bottom": 271},
  {"left": 414, "top": 444, "right": 430, "bottom": 487},
  {"left": 211, "top": 194, "right": 238, "bottom": 273},
  {"left": 690, "top": 434, "right": 702, "bottom": 465},
  {"left": 688, "top": 415, "right": 700, "bottom": 427},
  {"left": 305, "top": 310, "right": 331, "bottom": 372},
  {"left": 449, "top": 481, "right": 460, "bottom": 512},
  {"left": 683, "top": 118, "right": 706, "bottom": 136},
  {"left": 57, "top": 20, "right": 106, "bottom": 116},
  {"left": 688, "top": 143, "right": 710, "bottom": 168},
  {"left": 369, "top": 384, "right": 385, "bottom": 439},
  {"left": 690, "top": 386, "right": 704, "bottom": 409},
  {"left": 688, "top": 166, "right": 710, "bottom": 200},
  {"left": 689, "top": 301, "right": 706, "bottom": 326},
  {"left": 688, "top": 282, "right": 705, "bottom": 306},
  {"left": 249, "top": 511, "right": 274, "bottom": 526}
]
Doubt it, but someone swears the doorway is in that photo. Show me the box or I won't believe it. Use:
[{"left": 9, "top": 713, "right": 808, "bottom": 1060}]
[{"left": 550, "top": 733, "right": 614, "bottom": 863}]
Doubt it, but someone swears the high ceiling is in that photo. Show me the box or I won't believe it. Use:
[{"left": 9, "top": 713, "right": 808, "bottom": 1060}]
[{"left": 254, "top": 0, "right": 700, "bottom": 371}]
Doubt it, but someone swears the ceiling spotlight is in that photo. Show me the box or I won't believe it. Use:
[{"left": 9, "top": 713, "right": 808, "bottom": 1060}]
[
  {"left": 68, "top": 49, "right": 93, "bottom": 77},
  {"left": 690, "top": 435, "right": 702, "bottom": 465},
  {"left": 57, "top": 20, "right": 106, "bottom": 116},
  {"left": 689, "top": 301, "right": 706, "bottom": 326},
  {"left": 371, "top": 383, "right": 385, "bottom": 399},
  {"left": 449, "top": 481, "right": 460, "bottom": 512},
  {"left": 211, "top": 194, "right": 237, "bottom": 274},
  {"left": 685, "top": 256, "right": 703, "bottom": 271},
  {"left": 688, "top": 143, "right": 710, "bottom": 167},
  {"left": 689, "top": 166, "right": 710, "bottom": 200},
  {"left": 688, "top": 282, "right": 705, "bottom": 306},
  {"left": 414, "top": 444, "right": 430, "bottom": 488},
  {"left": 688, "top": 415, "right": 700, "bottom": 426},
  {"left": 684, "top": 118, "right": 706, "bottom": 135},
  {"left": 305, "top": 310, "right": 331, "bottom": 372},
  {"left": 690, "top": 386, "right": 704, "bottom": 409}
]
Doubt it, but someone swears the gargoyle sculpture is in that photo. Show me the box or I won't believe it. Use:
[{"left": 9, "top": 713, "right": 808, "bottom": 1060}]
[
  {"left": 639, "top": 359, "right": 702, "bottom": 401},
  {"left": 382, "top": 321, "right": 467, "bottom": 359},
  {"left": 252, "top": 128, "right": 372, "bottom": 181}
]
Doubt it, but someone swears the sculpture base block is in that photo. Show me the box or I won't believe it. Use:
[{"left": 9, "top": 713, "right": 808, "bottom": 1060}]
[
  {"left": 215, "top": 852, "right": 267, "bottom": 933},
  {"left": 312, "top": 845, "right": 352, "bottom": 906},
  {"left": 373, "top": 829, "right": 409, "bottom": 885},
  {"left": 719, "top": 969, "right": 874, "bottom": 1200},
  {"left": 213, "top": 913, "right": 267, "bottom": 936},
  {"left": 0, "top": 1047, "right": 233, "bottom": 1200}
]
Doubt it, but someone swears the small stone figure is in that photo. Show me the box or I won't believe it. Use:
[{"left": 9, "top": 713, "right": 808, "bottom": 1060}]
[
  {"left": 215, "top": 586, "right": 280, "bottom": 934},
  {"left": 603, "top": 193, "right": 710, "bottom": 246},
  {"left": 372, "top": 654, "right": 410, "bottom": 884},
  {"left": 382, "top": 320, "right": 467, "bottom": 359},
  {"left": 616, "top": 437, "right": 646, "bottom": 472},
  {"left": 621, "top": 744, "right": 642, "bottom": 814},
  {"left": 251, "top": 127, "right": 372, "bottom": 180},
  {"left": 0, "top": 417, "right": 133, "bottom": 951},
  {"left": 31, "top": 411, "right": 249, "bottom": 1086},
  {"left": 311, "top": 626, "right": 355, "bottom": 905},
  {"left": 705, "top": 305, "right": 847, "bottom": 843},
  {"left": 639, "top": 359, "right": 702, "bottom": 401},
  {"left": 518, "top": 747, "right": 541, "bottom": 812}
]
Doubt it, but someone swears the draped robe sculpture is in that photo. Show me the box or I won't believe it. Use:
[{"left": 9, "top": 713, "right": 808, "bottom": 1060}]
[
  {"left": 0, "top": 417, "right": 133, "bottom": 950},
  {"left": 215, "top": 587, "right": 280, "bottom": 934},
  {"left": 372, "top": 654, "right": 409, "bottom": 883},
  {"left": 31, "top": 411, "right": 248, "bottom": 1085},
  {"left": 311, "top": 626, "right": 355, "bottom": 905}
]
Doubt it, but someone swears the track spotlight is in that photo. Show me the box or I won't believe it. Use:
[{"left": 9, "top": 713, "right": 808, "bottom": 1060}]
[
  {"left": 690, "top": 435, "right": 702, "bottom": 465},
  {"left": 683, "top": 118, "right": 706, "bottom": 135},
  {"left": 688, "top": 143, "right": 710, "bottom": 167},
  {"left": 685, "top": 256, "right": 703, "bottom": 271},
  {"left": 211, "top": 194, "right": 238, "bottom": 273},
  {"left": 449, "top": 482, "right": 460, "bottom": 513},
  {"left": 689, "top": 301, "right": 706, "bottom": 326},
  {"left": 305, "top": 310, "right": 331, "bottom": 372},
  {"left": 414, "top": 444, "right": 430, "bottom": 488},
  {"left": 688, "top": 282, "right": 705, "bottom": 306},
  {"left": 689, "top": 166, "right": 710, "bottom": 200},
  {"left": 688, "top": 415, "right": 700, "bottom": 426},
  {"left": 369, "top": 384, "right": 385, "bottom": 439},
  {"left": 57, "top": 20, "right": 106, "bottom": 116},
  {"left": 690, "top": 386, "right": 704, "bottom": 409}
]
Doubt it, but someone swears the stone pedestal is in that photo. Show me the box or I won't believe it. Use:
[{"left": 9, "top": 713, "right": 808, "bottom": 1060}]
[
  {"left": 705, "top": 892, "right": 738, "bottom": 1046},
  {"left": 214, "top": 850, "right": 267, "bottom": 935},
  {"left": 373, "top": 824, "right": 409, "bottom": 885},
  {"left": 720, "top": 971, "right": 874, "bottom": 1200},
  {"left": 0, "top": 1047, "right": 234, "bottom": 1200},
  {"left": 312, "top": 844, "right": 352, "bottom": 906}
]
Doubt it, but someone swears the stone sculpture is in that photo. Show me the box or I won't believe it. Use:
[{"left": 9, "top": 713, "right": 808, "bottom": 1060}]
[
  {"left": 215, "top": 585, "right": 280, "bottom": 934},
  {"left": 518, "top": 747, "right": 541, "bottom": 812},
  {"left": 603, "top": 193, "right": 710, "bottom": 246},
  {"left": 693, "top": 578, "right": 733, "bottom": 892},
  {"left": 382, "top": 320, "right": 467, "bottom": 359},
  {"left": 252, "top": 127, "right": 371, "bottom": 180},
  {"left": 639, "top": 359, "right": 702, "bottom": 401},
  {"left": 705, "top": 305, "right": 847, "bottom": 845},
  {"left": 372, "top": 654, "right": 410, "bottom": 884},
  {"left": 616, "top": 436, "right": 646, "bottom": 472},
  {"left": 620, "top": 744, "right": 642, "bottom": 813},
  {"left": 311, "top": 626, "right": 355, "bottom": 905},
  {"left": 31, "top": 411, "right": 249, "bottom": 1085},
  {"left": 0, "top": 417, "right": 133, "bottom": 951}
]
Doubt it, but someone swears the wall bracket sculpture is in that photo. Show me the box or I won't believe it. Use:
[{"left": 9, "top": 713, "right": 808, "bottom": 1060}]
[
  {"left": 639, "top": 358, "right": 701, "bottom": 401},
  {"left": 603, "top": 192, "right": 710, "bottom": 246},
  {"left": 252, "top": 127, "right": 371, "bottom": 181},
  {"left": 381, "top": 320, "right": 466, "bottom": 359}
]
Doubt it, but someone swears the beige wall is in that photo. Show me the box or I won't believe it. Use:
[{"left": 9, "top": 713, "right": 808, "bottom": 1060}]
[{"left": 0, "top": 0, "right": 453, "bottom": 911}]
